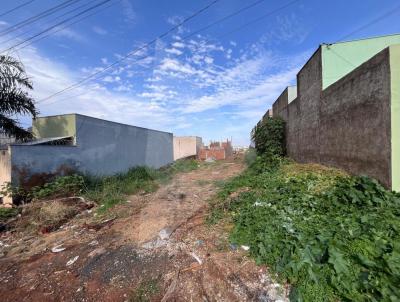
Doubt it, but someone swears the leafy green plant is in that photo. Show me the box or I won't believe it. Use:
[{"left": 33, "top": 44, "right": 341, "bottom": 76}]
[
  {"left": 244, "top": 148, "right": 257, "bottom": 166},
  {"left": 251, "top": 117, "right": 286, "bottom": 157},
  {"left": 0, "top": 207, "right": 19, "bottom": 223},
  {"left": 5, "top": 158, "right": 200, "bottom": 215},
  {"left": 211, "top": 158, "right": 400, "bottom": 301},
  {"left": 31, "top": 174, "right": 85, "bottom": 200}
]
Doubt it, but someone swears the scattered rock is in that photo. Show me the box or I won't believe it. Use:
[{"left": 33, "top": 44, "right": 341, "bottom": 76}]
[
  {"left": 196, "top": 240, "right": 204, "bottom": 246},
  {"left": 190, "top": 252, "right": 202, "bottom": 265},
  {"left": 66, "top": 256, "right": 79, "bottom": 266},
  {"left": 142, "top": 238, "right": 168, "bottom": 250},
  {"left": 88, "top": 247, "right": 106, "bottom": 258},
  {"left": 51, "top": 245, "right": 66, "bottom": 253},
  {"left": 229, "top": 243, "right": 238, "bottom": 251},
  {"left": 159, "top": 228, "right": 172, "bottom": 240},
  {"left": 88, "top": 240, "right": 99, "bottom": 246}
]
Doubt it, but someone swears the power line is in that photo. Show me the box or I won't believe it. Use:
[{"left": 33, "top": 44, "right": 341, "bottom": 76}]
[
  {"left": 38, "top": 0, "right": 222, "bottom": 103},
  {"left": 9, "top": 0, "right": 123, "bottom": 52},
  {"left": 17, "top": 0, "right": 269, "bottom": 55},
  {"left": 0, "top": 0, "right": 36, "bottom": 18},
  {"left": 40, "top": 0, "right": 300, "bottom": 106},
  {"left": 43, "top": 52, "right": 299, "bottom": 107},
  {"left": 336, "top": 3, "right": 400, "bottom": 43},
  {"left": 0, "top": 0, "right": 82, "bottom": 38},
  {"left": 1, "top": 0, "right": 113, "bottom": 54},
  {"left": 211, "top": 0, "right": 301, "bottom": 42},
  {"left": 1, "top": 0, "right": 101, "bottom": 46}
]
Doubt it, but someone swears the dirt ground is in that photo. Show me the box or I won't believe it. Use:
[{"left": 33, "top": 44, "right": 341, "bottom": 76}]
[{"left": 0, "top": 158, "right": 288, "bottom": 302}]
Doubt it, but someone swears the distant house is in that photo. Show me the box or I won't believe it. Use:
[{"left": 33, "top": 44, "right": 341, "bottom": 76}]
[
  {"left": 173, "top": 136, "right": 203, "bottom": 160},
  {"left": 0, "top": 113, "right": 173, "bottom": 206},
  {"left": 199, "top": 140, "right": 233, "bottom": 160}
]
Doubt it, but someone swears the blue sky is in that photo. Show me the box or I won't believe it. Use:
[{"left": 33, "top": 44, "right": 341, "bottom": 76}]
[{"left": 1, "top": 0, "right": 400, "bottom": 146}]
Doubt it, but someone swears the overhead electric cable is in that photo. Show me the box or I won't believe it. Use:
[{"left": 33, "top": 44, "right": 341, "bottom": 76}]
[
  {"left": 336, "top": 3, "right": 400, "bottom": 42},
  {"left": 40, "top": 0, "right": 299, "bottom": 106},
  {"left": 40, "top": 0, "right": 301, "bottom": 106},
  {"left": 38, "top": 0, "right": 222, "bottom": 103},
  {"left": 1, "top": 0, "right": 102, "bottom": 46},
  {"left": 0, "top": 0, "right": 82, "bottom": 37},
  {"left": 1, "top": 0, "right": 113, "bottom": 53},
  {"left": 8, "top": 0, "right": 123, "bottom": 52},
  {"left": 0, "top": 0, "right": 36, "bottom": 18}
]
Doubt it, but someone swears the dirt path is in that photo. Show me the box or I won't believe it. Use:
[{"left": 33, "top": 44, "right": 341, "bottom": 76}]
[{"left": 0, "top": 159, "right": 288, "bottom": 302}]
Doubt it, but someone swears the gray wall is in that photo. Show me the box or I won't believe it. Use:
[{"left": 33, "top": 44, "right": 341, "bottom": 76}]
[
  {"left": 273, "top": 48, "right": 392, "bottom": 188},
  {"left": 10, "top": 114, "right": 173, "bottom": 187},
  {"left": 74, "top": 115, "right": 173, "bottom": 174}
]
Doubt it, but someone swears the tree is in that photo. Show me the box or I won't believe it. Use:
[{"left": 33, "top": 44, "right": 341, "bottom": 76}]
[{"left": 0, "top": 55, "right": 37, "bottom": 140}]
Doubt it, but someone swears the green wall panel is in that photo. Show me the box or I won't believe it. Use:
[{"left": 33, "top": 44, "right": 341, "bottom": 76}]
[
  {"left": 322, "top": 34, "right": 400, "bottom": 89},
  {"left": 32, "top": 114, "right": 76, "bottom": 139},
  {"left": 390, "top": 45, "right": 400, "bottom": 192}
]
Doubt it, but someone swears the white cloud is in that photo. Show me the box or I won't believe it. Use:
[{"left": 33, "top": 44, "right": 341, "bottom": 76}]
[
  {"left": 172, "top": 41, "right": 185, "bottom": 48},
  {"left": 13, "top": 46, "right": 173, "bottom": 132},
  {"left": 92, "top": 26, "right": 108, "bottom": 35},
  {"left": 260, "top": 13, "right": 309, "bottom": 46},
  {"left": 51, "top": 27, "right": 85, "bottom": 42},
  {"left": 122, "top": 0, "right": 136, "bottom": 24},
  {"left": 102, "top": 75, "right": 121, "bottom": 83},
  {"left": 204, "top": 56, "right": 214, "bottom": 64},
  {"left": 166, "top": 15, "right": 183, "bottom": 26},
  {"left": 166, "top": 15, "right": 187, "bottom": 34},
  {"left": 165, "top": 48, "right": 183, "bottom": 56},
  {"left": 11, "top": 28, "right": 310, "bottom": 145}
]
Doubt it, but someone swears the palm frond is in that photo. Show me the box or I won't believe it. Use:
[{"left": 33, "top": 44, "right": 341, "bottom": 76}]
[
  {"left": 0, "top": 88, "right": 37, "bottom": 116},
  {"left": 0, "top": 114, "right": 32, "bottom": 140}
]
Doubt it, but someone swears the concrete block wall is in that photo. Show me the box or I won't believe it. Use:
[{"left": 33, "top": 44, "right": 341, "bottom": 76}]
[
  {"left": 272, "top": 47, "right": 396, "bottom": 189},
  {"left": 173, "top": 136, "right": 202, "bottom": 160},
  {"left": 319, "top": 48, "right": 391, "bottom": 188},
  {"left": 7, "top": 114, "right": 173, "bottom": 190},
  {"left": 0, "top": 149, "right": 12, "bottom": 206}
]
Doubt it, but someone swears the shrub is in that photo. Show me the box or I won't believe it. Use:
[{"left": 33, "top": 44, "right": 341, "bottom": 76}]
[
  {"left": 244, "top": 148, "right": 257, "bottom": 166},
  {"left": 0, "top": 207, "right": 19, "bottom": 223},
  {"left": 31, "top": 174, "right": 85, "bottom": 200},
  {"left": 251, "top": 117, "right": 286, "bottom": 157}
]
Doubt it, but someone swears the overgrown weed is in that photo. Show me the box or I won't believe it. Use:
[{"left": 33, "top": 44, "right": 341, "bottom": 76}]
[
  {"left": 210, "top": 154, "right": 400, "bottom": 301},
  {"left": 4, "top": 158, "right": 200, "bottom": 215}
]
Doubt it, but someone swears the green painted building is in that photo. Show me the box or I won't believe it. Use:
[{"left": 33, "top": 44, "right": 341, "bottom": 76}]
[
  {"left": 321, "top": 34, "right": 400, "bottom": 192},
  {"left": 263, "top": 34, "right": 400, "bottom": 192}
]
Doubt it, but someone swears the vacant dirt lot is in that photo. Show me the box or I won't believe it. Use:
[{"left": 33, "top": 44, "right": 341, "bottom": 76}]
[{"left": 0, "top": 158, "right": 288, "bottom": 302}]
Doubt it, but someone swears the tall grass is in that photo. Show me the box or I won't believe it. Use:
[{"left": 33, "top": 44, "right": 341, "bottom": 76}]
[{"left": 23, "top": 158, "right": 200, "bottom": 214}]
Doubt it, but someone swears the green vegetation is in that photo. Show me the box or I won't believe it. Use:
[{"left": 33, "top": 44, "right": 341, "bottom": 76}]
[
  {"left": 4, "top": 158, "right": 199, "bottom": 215},
  {"left": 210, "top": 154, "right": 400, "bottom": 301},
  {"left": 129, "top": 278, "right": 160, "bottom": 302},
  {"left": 32, "top": 174, "right": 84, "bottom": 200},
  {"left": 0, "top": 207, "right": 19, "bottom": 223},
  {"left": 86, "top": 158, "right": 198, "bottom": 213},
  {"left": 251, "top": 116, "right": 286, "bottom": 157}
]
